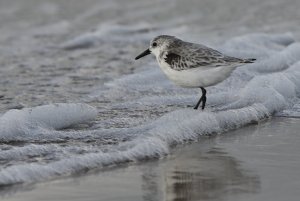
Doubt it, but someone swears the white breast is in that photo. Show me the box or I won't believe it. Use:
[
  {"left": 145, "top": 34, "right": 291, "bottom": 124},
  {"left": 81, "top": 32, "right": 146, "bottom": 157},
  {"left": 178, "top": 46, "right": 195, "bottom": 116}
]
[{"left": 157, "top": 57, "right": 238, "bottom": 88}]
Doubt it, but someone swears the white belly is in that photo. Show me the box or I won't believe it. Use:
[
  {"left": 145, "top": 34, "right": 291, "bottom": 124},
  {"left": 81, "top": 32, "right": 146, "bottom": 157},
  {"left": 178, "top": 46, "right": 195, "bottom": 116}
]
[{"left": 158, "top": 60, "right": 238, "bottom": 88}]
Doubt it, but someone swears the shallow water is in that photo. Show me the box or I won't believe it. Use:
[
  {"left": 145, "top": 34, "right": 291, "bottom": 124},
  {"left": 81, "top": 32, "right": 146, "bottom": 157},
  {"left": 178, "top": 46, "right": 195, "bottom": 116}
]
[
  {"left": 2, "top": 117, "right": 300, "bottom": 201},
  {"left": 0, "top": 0, "right": 300, "bottom": 192}
]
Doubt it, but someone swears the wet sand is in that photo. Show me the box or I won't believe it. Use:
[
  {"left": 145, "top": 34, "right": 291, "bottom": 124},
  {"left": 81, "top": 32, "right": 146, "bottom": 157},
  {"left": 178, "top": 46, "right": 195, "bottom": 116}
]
[{"left": 2, "top": 117, "right": 300, "bottom": 201}]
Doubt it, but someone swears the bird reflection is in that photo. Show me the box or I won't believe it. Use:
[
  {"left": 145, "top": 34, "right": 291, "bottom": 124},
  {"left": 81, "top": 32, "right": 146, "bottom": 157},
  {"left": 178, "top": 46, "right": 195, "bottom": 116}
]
[{"left": 141, "top": 146, "right": 260, "bottom": 201}]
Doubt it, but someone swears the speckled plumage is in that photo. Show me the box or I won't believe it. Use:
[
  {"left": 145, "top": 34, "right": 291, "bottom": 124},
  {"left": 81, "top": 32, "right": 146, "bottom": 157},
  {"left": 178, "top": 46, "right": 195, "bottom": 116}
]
[{"left": 135, "top": 35, "right": 256, "bottom": 110}]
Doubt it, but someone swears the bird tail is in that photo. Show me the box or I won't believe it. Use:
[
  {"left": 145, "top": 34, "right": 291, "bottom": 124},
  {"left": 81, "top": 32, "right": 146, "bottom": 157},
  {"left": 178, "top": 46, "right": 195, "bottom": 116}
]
[{"left": 243, "top": 58, "right": 256, "bottom": 63}]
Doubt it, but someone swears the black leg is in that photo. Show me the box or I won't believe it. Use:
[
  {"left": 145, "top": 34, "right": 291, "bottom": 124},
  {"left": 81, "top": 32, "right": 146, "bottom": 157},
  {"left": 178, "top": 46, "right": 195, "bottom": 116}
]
[
  {"left": 193, "top": 87, "right": 207, "bottom": 110},
  {"left": 201, "top": 87, "right": 206, "bottom": 110},
  {"left": 193, "top": 95, "right": 202, "bottom": 110}
]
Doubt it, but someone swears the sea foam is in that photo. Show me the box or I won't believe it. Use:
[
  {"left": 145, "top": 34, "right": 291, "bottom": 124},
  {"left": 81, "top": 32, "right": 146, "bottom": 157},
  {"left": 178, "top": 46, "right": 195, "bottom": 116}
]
[{"left": 0, "top": 103, "right": 97, "bottom": 141}]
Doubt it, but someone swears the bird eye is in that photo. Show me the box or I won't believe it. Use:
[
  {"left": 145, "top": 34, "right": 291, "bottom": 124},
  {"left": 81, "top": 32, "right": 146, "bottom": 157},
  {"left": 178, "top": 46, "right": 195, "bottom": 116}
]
[{"left": 152, "top": 42, "right": 157, "bottom": 47}]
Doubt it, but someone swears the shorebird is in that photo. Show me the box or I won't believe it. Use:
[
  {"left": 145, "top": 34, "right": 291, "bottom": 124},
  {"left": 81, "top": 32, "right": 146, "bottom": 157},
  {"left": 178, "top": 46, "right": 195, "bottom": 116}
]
[{"left": 135, "top": 35, "right": 255, "bottom": 110}]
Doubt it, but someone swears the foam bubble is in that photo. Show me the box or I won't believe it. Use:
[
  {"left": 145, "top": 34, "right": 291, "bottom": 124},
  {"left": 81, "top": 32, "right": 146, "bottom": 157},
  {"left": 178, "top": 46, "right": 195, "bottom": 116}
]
[{"left": 0, "top": 103, "right": 97, "bottom": 141}]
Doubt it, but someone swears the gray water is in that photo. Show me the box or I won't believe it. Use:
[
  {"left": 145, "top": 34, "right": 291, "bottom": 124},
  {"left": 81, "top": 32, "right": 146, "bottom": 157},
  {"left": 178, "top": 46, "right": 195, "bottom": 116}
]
[{"left": 1, "top": 0, "right": 300, "bottom": 199}]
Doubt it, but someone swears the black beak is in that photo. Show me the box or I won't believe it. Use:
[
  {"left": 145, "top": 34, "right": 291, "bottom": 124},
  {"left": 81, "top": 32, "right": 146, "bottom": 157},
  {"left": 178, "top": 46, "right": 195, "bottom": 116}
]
[{"left": 135, "top": 49, "right": 151, "bottom": 60}]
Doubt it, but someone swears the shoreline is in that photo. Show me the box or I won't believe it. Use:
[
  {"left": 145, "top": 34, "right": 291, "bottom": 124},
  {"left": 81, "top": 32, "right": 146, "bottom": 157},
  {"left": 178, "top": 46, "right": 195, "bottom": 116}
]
[{"left": 2, "top": 117, "right": 300, "bottom": 201}]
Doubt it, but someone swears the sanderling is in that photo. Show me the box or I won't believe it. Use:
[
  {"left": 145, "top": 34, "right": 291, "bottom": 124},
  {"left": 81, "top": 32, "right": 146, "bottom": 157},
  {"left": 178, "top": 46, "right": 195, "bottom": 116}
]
[{"left": 135, "top": 35, "right": 255, "bottom": 110}]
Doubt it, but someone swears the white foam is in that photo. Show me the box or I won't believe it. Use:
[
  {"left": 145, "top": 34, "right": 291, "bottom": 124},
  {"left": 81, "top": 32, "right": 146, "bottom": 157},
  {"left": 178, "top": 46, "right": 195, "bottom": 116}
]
[
  {"left": 0, "top": 136, "right": 168, "bottom": 185},
  {"left": 0, "top": 103, "right": 97, "bottom": 141}
]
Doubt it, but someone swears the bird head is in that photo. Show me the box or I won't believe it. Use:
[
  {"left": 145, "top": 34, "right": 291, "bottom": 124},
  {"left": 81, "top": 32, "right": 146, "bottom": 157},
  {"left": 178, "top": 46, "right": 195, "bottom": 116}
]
[{"left": 135, "top": 35, "right": 176, "bottom": 60}]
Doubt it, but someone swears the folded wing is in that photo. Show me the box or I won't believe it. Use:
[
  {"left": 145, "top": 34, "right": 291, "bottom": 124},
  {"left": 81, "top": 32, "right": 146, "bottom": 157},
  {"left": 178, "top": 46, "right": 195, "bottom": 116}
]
[{"left": 165, "top": 41, "right": 255, "bottom": 71}]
